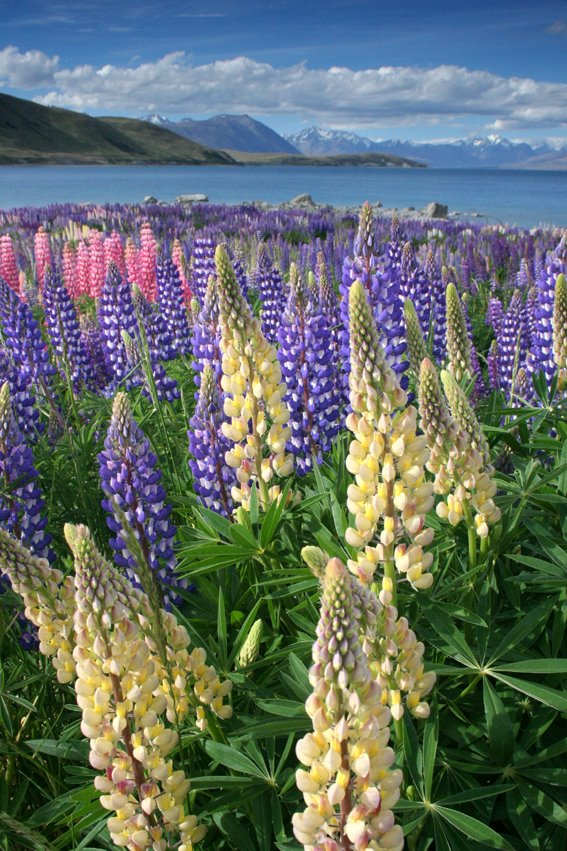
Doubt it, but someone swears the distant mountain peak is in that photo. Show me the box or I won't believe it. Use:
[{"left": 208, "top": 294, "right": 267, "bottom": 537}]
[
  {"left": 285, "top": 126, "right": 567, "bottom": 168},
  {"left": 142, "top": 113, "right": 298, "bottom": 154}
]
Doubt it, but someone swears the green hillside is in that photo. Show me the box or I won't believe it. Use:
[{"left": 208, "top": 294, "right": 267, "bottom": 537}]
[{"left": 0, "top": 92, "right": 236, "bottom": 165}]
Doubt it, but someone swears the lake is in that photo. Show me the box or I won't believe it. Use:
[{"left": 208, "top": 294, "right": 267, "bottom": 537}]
[{"left": 0, "top": 164, "right": 565, "bottom": 229}]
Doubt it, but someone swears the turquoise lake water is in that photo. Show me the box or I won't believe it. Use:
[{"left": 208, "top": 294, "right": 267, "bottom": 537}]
[{"left": 0, "top": 164, "right": 565, "bottom": 229}]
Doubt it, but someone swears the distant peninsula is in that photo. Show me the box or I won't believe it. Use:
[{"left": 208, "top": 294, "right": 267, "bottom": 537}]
[{"left": 0, "top": 93, "right": 423, "bottom": 169}]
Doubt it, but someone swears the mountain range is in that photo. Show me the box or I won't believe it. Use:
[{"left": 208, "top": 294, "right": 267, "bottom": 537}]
[
  {"left": 146, "top": 113, "right": 299, "bottom": 155},
  {"left": 284, "top": 127, "right": 567, "bottom": 169}
]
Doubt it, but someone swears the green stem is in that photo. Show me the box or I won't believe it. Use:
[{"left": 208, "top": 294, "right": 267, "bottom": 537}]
[{"left": 462, "top": 502, "right": 477, "bottom": 571}]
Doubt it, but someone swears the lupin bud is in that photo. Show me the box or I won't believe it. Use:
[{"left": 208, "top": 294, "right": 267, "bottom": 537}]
[
  {"left": 237, "top": 619, "right": 263, "bottom": 668},
  {"left": 404, "top": 298, "right": 428, "bottom": 387},
  {"left": 445, "top": 282, "right": 473, "bottom": 383}
]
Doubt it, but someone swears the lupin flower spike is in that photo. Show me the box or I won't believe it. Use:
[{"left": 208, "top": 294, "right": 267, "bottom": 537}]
[
  {"left": 553, "top": 273, "right": 567, "bottom": 391},
  {"left": 403, "top": 298, "right": 428, "bottom": 388},
  {"left": 445, "top": 282, "right": 473, "bottom": 383},
  {"left": 188, "top": 362, "right": 234, "bottom": 517},
  {"left": 439, "top": 369, "right": 501, "bottom": 539},
  {"left": 216, "top": 244, "right": 293, "bottom": 511},
  {"left": 0, "top": 530, "right": 75, "bottom": 683},
  {"left": 293, "top": 557, "right": 404, "bottom": 851},
  {"left": 65, "top": 524, "right": 207, "bottom": 851},
  {"left": 98, "top": 393, "right": 188, "bottom": 608},
  {"left": 345, "top": 280, "right": 434, "bottom": 593}
]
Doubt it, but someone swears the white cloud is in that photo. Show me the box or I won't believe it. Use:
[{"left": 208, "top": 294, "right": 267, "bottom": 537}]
[
  {"left": 0, "top": 46, "right": 59, "bottom": 88},
  {"left": 7, "top": 49, "right": 564, "bottom": 130}
]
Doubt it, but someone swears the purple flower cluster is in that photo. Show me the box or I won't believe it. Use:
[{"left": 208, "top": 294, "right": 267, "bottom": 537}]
[
  {"left": 188, "top": 363, "right": 234, "bottom": 516},
  {"left": 157, "top": 256, "right": 191, "bottom": 356},
  {"left": 98, "top": 393, "right": 189, "bottom": 608},
  {"left": 42, "top": 267, "right": 96, "bottom": 392},
  {"left": 253, "top": 243, "right": 286, "bottom": 345},
  {"left": 277, "top": 267, "right": 341, "bottom": 475}
]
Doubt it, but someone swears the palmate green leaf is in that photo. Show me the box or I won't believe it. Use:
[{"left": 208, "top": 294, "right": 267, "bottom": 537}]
[
  {"left": 213, "top": 812, "right": 258, "bottom": 851},
  {"left": 434, "top": 805, "right": 515, "bottom": 850},
  {"left": 204, "top": 741, "right": 268, "bottom": 779},
  {"left": 505, "top": 553, "right": 566, "bottom": 577},
  {"left": 517, "top": 782, "right": 567, "bottom": 828},
  {"left": 494, "top": 659, "right": 567, "bottom": 674},
  {"left": 25, "top": 739, "right": 89, "bottom": 761},
  {"left": 506, "top": 788, "right": 540, "bottom": 851},
  {"left": 178, "top": 542, "right": 258, "bottom": 575},
  {"left": 421, "top": 606, "right": 479, "bottom": 668},
  {"left": 259, "top": 477, "right": 293, "bottom": 548},
  {"left": 489, "top": 672, "right": 567, "bottom": 712},
  {"left": 483, "top": 680, "right": 515, "bottom": 766},
  {"left": 254, "top": 698, "right": 304, "bottom": 717},
  {"left": 487, "top": 600, "right": 555, "bottom": 664},
  {"left": 438, "top": 785, "right": 516, "bottom": 807},
  {"left": 422, "top": 712, "right": 438, "bottom": 799}
]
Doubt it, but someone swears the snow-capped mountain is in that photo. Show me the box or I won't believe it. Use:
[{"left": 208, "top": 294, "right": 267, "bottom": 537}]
[
  {"left": 285, "top": 127, "right": 567, "bottom": 168},
  {"left": 145, "top": 114, "right": 298, "bottom": 154}
]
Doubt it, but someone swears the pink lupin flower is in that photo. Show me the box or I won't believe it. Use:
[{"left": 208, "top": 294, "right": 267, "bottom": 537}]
[
  {"left": 88, "top": 231, "right": 106, "bottom": 298},
  {"left": 62, "top": 243, "right": 79, "bottom": 300},
  {"left": 34, "top": 227, "right": 52, "bottom": 290},
  {"left": 125, "top": 237, "right": 139, "bottom": 288},
  {"left": 138, "top": 222, "right": 158, "bottom": 302},
  {"left": 104, "top": 231, "right": 126, "bottom": 278},
  {"left": 76, "top": 241, "right": 91, "bottom": 298},
  {"left": 0, "top": 235, "right": 20, "bottom": 293}
]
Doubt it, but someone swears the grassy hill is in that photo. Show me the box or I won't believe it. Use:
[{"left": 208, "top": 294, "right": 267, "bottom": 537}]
[
  {"left": 225, "top": 149, "right": 425, "bottom": 167},
  {"left": 0, "top": 92, "right": 236, "bottom": 165}
]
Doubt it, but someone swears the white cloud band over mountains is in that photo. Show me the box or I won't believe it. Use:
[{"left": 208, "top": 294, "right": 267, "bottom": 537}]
[{"left": 1, "top": 45, "right": 567, "bottom": 130}]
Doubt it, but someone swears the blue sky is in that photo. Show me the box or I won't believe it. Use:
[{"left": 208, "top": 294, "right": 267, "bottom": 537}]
[{"left": 1, "top": 0, "right": 567, "bottom": 142}]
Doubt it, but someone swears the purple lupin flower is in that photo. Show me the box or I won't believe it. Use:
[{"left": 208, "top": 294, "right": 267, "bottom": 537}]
[
  {"left": 487, "top": 296, "right": 504, "bottom": 337},
  {"left": 253, "top": 243, "right": 286, "bottom": 345},
  {"left": 277, "top": 264, "right": 341, "bottom": 475},
  {"left": 496, "top": 290, "right": 527, "bottom": 398},
  {"left": 42, "top": 267, "right": 96, "bottom": 392},
  {"left": 0, "top": 382, "right": 53, "bottom": 561},
  {"left": 426, "top": 251, "right": 447, "bottom": 363},
  {"left": 399, "top": 242, "right": 432, "bottom": 332},
  {"left": 487, "top": 340, "right": 500, "bottom": 391},
  {"left": 530, "top": 235, "right": 566, "bottom": 385},
  {"left": 97, "top": 263, "right": 139, "bottom": 389},
  {"left": 188, "top": 362, "right": 234, "bottom": 516},
  {"left": 0, "top": 275, "right": 55, "bottom": 390},
  {"left": 191, "top": 274, "right": 223, "bottom": 389},
  {"left": 190, "top": 236, "right": 217, "bottom": 305},
  {"left": 131, "top": 288, "right": 180, "bottom": 402},
  {"left": 340, "top": 204, "right": 408, "bottom": 392},
  {"left": 0, "top": 351, "right": 41, "bottom": 437},
  {"left": 98, "top": 392, "right": 189, "bottom": 608},
  {"left": 156, "top": 256, "right": 191, "bottom": 356}
]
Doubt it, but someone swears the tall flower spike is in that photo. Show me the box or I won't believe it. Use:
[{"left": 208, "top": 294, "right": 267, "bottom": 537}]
[
  {"left": 188, "top": 362, "right": 235, "bottom": 517},
  {"left": 65, "top": 524, "right": 207, "bottom": 851},
  {"left": 440, "top": 370, "right": 500, "bottom": 538},
  {"left": 445, "top": 282, "right": 473, "bottom": 384},
  {"left": 0, "top": 530, "right": 75, "bottom": 682},
  {"left": 277, "top": 263, "right": 341, "bottom": 475},
  {"left": 419, "top": 358, "right": 499, "bottom": 538},
  {"left": 156, "top": 256, "right": 191, "bottom": 357},
  {"left": 293, "top": 557, "right": 404, "bottom": 851},
  {"left": 98, "top": 393, "right": 189, "bottom": 608},
  {"left": 346, "top": 281, "right": 434, "bottom": 592},
  {"left": 403, "top": 298, "right": 428, "bottom": 388},
  {"left": 43, "top": 267, "right": 97, "bottom": 393},
  {"left": 0, "top": 382, "right": 53, "bottom": 560},
  {"left": 553, "top": 273, "right": 567, "bottom": 392},
  {"left": 253, "top": 242, "right": 286, "bottom": 345},
  {"left": 216, "top": 244, "right": 293, "bottom": 511}
]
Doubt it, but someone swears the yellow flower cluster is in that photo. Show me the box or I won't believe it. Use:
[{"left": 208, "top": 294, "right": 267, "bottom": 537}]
[
  {"left": 293, "top": 558, "right": 404, "bottom": 851},
  {"left": 418, "top": 360, "right": 501, "bottom": 539},
  {"left": 0, "top": 530, "right": 75, "bottom": 684},
  {"left": 215, "top": 244, "right": 293, "bottom": 510},
  {"left": 345, "top": 280, "right": 434, "bottom": 591},
  {"left": 553, "top": 273, "right": 567, "bottom": 391},
  {"left": 67, "top": 524, "right": 215, "bottom": 851}
]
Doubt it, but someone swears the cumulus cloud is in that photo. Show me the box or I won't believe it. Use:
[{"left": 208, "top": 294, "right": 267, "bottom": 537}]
[
  {"left": 12, "top": 49, "right": 567, "bottom": 130},
  {"left": 0, "top": 46, "right": 59, "bottom": 88}
]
